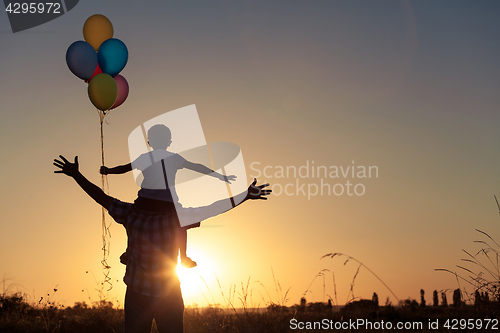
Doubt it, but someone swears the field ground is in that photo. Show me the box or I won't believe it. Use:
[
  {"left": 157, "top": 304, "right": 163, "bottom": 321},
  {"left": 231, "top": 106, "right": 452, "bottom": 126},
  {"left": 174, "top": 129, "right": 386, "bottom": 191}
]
[{"left": 1, "top": 293, "right": 499, "bottom": 332}]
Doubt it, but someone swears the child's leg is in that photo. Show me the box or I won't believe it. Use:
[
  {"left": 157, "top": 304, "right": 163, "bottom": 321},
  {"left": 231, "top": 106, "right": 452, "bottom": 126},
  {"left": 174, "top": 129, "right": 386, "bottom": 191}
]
[
  {"left": 178, "top": 227, "right": 188, "bottom": 261},
  {"left": 178, "top": 227, "right": 197, "bottom": 268}
]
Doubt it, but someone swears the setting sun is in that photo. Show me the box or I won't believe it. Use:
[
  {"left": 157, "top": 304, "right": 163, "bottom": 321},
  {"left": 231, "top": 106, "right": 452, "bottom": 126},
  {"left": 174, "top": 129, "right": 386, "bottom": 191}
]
[{"left": 176, "top": 250, "right": 220, "bottom": 304}]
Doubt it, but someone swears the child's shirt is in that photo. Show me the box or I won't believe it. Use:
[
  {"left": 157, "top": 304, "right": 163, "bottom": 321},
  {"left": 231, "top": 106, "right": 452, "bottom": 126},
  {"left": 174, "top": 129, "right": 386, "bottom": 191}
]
[{"left": 132, "top": 150, "right": 186, "bottom": 203}]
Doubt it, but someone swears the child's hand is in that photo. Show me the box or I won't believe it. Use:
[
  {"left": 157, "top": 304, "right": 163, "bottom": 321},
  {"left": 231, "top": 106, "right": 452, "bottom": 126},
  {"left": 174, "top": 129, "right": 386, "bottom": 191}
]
[
  {"left": 53, "top": 155, "right": 80, "bottom": 178},
  {"left": 220, "top": 174, "right": 237, "bottom": 184},
  {"left": 246, "top": 179, "right": 271, "bottom": 200},
  {"left": 100, "top": 166, "right": 109, "bottom": 175}
]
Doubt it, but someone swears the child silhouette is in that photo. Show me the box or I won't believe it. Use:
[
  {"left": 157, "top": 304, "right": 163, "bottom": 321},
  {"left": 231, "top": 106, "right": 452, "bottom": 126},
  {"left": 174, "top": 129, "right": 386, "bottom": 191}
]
[{"left": 101, "top": 124, "right": 235, "bottom": 268}]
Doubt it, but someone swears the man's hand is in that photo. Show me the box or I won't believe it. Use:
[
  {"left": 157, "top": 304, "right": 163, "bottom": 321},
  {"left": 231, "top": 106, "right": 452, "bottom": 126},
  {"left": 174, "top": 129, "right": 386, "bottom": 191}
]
[
  {"left": 54, "top": 155, "right": 80, "bottom": 178},
  {"left": 53, "top": 155, "right": 113, "bottom": 209},
  {"left": 100, "top": 166, "right": 109, "bottom": 175},
  {"left": 246, "top": 178, "right": 272, "bottom": 200}
]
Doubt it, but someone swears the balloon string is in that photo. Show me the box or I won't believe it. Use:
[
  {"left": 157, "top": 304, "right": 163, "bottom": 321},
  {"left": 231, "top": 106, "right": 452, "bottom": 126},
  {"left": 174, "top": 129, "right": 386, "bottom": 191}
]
[{"left": 99, "top": 110, "right": 112, "bottom": 291}]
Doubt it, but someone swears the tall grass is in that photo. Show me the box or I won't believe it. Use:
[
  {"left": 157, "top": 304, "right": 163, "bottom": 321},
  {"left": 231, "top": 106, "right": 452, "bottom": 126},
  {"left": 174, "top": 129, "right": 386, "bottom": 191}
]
[
  {"left": 435, "top": 196, "right": 500, "bottom": 308},
  {"left": 436, "top": 229, "right": 500, "bottom": 306},
  {"left": 302, "top": 253, "right": 400, "bottom": 305}
]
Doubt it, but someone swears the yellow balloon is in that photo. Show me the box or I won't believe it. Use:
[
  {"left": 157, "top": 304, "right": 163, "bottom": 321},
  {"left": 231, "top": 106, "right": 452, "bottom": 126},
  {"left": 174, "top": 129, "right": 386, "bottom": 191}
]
[
  {"left": 83, "top": 14, "right": 114, "bottom": 51},
  {"left": 88, "top": 74, "right": 118, "bottom": 111}
]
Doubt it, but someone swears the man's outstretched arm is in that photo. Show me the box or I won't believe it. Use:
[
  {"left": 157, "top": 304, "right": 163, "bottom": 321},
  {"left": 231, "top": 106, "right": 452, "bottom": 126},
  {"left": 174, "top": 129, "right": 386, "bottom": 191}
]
[
  {"left": 176, "top": 178, "right": 271, "bottom": 227},
  {"left": 54, "top": 155, "right": 114, "bottom": 210}
]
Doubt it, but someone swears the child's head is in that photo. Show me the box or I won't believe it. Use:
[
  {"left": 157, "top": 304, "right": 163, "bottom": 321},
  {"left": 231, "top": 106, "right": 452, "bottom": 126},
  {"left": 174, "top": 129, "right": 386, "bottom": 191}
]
[{"left": 147, "top": 124, "right": 172, "bottom": 150}]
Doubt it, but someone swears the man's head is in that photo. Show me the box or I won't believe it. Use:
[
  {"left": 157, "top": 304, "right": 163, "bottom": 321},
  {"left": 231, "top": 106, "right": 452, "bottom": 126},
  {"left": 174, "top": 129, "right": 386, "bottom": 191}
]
[{"left": 147, "top": 124, "right": 172, "bottom": 150}]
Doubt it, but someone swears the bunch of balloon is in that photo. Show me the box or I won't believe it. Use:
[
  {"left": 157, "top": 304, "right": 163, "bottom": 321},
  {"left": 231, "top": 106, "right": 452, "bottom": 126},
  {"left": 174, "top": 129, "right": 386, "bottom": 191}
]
[
  {"left": 65, "top": 14, "right": 129, "bottom": 290},
  {"left": 66, "top": 14, "right": 129, "bottom": 112}
]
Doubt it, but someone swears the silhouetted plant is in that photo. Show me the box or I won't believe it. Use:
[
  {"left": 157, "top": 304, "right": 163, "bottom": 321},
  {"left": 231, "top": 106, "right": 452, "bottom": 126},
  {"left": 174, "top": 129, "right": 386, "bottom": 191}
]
[
  {"left": 372, "top": 292, "right": 379, "bottom": 306},
  {"left": 483, "top": 291, "right": 490, "bottom": 303},
  {"left": 326, "top": 299, "right": 333, "bottom": 310},
  {"left": 321, "top": 253, "right": 400, "bottom": 304},
  {"left": 436, "top": 198, "right": 500, "bottom": 306},
  {"left": 441, "top": 292, "right": 448, "bottom": 307},
  {"left": 452, "top": 288, "right": 462, "bottom": 307},
  {"left": 474, "top": 290, "right": 482, "bottom": 308},
  {"left": 420, "top": 289, "right": 426, "bottom": 307},
  {"left": 298, "top": 297, "right": 306, "bottom": 313}
]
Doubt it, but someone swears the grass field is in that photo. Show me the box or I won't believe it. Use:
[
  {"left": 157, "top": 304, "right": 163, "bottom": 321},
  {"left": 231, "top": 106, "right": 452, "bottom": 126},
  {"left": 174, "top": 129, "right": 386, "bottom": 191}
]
[
  {"left": 1, "top": 292, "right": 499, "bottom": 333},
  {"left": 2, "top": 229, "right": 499, "bottom": 332}
]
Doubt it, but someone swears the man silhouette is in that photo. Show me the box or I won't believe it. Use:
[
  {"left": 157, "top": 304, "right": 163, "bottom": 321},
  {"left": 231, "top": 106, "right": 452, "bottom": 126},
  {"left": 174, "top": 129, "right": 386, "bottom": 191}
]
[{"left": 53, "top": 155, "right": 271, "bottom": 333}]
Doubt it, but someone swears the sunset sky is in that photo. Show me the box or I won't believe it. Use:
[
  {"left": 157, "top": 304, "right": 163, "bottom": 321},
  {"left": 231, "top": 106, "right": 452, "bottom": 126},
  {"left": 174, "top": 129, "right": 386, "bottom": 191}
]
[{"left": 1, "top": 1, "right": 499, "bottom": 308}]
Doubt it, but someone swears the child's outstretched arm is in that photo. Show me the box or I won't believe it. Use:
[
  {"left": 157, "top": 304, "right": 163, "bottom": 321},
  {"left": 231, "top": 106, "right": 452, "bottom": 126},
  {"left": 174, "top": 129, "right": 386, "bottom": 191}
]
[
  {"left": 54, "top": 155, "right": 114, "bottom": 210},
  {"left": 100, "top": 163, "right": 132, "bottom": 175},
  {"left": 183, "top": 160, "right": 236, "bottom": 183}
]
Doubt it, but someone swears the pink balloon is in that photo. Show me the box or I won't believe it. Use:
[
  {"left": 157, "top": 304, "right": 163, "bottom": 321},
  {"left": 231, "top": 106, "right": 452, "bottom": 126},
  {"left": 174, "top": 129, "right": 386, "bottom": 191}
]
[{"left": 111, "top": 74, "right": 129, "bottom": 109}]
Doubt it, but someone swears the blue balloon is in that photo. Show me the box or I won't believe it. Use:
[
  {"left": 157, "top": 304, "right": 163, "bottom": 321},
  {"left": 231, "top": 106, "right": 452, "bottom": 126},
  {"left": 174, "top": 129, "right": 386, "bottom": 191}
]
[
  {"left": 97, "top": 38, "right": 128, "bottom": 77},
  {"left": 66, "top": 41, "right": 98, "bottom": 80}
]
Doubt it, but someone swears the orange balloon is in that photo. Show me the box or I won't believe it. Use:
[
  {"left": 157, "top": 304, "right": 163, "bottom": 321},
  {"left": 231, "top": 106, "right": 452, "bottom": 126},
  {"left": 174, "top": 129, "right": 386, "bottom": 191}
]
[{"left": 83, "top": 14, "right": 113, "bottom": 51}]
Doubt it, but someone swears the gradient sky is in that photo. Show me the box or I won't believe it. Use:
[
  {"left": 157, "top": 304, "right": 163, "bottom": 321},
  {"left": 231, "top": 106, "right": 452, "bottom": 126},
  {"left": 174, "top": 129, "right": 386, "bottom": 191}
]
[{"left": 1, "top": 1, "right": 499, "bottom": 308}]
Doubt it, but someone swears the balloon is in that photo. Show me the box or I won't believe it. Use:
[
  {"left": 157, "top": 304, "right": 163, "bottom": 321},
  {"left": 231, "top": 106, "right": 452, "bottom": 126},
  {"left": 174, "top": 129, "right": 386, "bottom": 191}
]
[
  {"left": 88, "top": 73, "right": 117, "bottom": 111},
  {"left": 111, "top": 74, "right": 129, "bottom": 109},
  {"left": 83, "top": 14, "right": 114, "bottom": 51},
  {"left": 66, "top": 41, "right": 97, "bottom": 80},
  {"left": 98, "top": 38, "right": 128, "bottom": 77},
  {"left": 85, "top": 63, "right": 102, "bottom": 83}
]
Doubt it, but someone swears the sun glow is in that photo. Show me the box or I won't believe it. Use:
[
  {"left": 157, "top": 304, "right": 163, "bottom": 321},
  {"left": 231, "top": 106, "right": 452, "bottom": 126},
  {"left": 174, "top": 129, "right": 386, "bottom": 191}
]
[{"left": 175, "top": 251, "right": 219, "bottom": 303}]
